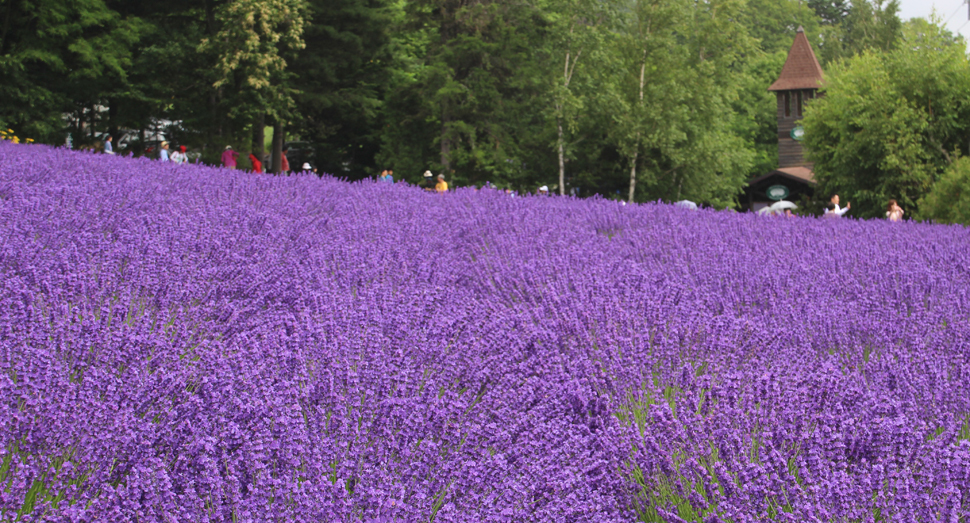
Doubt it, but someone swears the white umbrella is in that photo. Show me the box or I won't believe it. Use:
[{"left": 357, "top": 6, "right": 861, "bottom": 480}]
[
  {"left": 674, "top": 200, "right": 698, "bottom": 211},
  {"left": 769, "top": 200, "right": 797, "bottom": 212},
  {"left": 759, "top": 200, "right": 797, "bottom": 215}
]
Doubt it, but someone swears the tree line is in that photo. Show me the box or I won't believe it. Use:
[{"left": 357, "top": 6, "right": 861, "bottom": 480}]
[{"left": 8, "top": 0, "right": 962, "bottom": 213}]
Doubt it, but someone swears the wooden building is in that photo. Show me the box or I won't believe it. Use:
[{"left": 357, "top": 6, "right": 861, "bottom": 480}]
[{"left": 744, "top": 27, "right": 824, "bottom": 212}]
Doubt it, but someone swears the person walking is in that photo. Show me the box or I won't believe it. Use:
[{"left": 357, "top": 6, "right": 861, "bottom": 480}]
[
  {"left": 887, "top": 199, "right": 904, "bottom": 222},
  {"left": 221, "top": 146, "right": 239, "bottom": 169},
  {"left": 379, "top": 170, "right": 394, "bottom": 183},
  {"left": 824, "top": 194, "right": 850, "bottom": 217},
  {"left": 159, "top": 141, "right": 170, "bottom": 162},
  {"left": 104, "top": 135, "right": 115, "bottom": 155},
  {"left": 249, "top": 152, "right": 263, "bottom": 173},
  {"left": 435, "top": 174, "right": 449, "bottom": 192}
]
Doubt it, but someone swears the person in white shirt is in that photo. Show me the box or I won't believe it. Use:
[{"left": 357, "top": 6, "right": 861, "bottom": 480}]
[
  {"left": 170, "top": 145, "right": 188, "bottom": 164},
  {"left": 103, "top": 135, "right": 114, "bottom": 155},
  {"left": 825, "top": 194, "right": 850, "bottom": 217}
]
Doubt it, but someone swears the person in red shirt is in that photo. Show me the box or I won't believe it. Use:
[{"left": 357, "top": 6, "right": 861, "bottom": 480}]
[
  {"left": 280, "top": 146, "right": 290, "bottom": 174},
  {"left": 249, "top": 152, "right": 263, "bottom": 173}
]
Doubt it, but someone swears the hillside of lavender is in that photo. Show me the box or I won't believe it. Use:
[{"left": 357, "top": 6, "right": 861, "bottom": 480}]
[{"left": 1, "top": 143, "right": 969, "bottom": 522}]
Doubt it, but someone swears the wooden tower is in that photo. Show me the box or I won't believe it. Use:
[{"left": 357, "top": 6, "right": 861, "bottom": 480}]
[{"left": 767, "top": 26, "right": 824, "bottom": 168}]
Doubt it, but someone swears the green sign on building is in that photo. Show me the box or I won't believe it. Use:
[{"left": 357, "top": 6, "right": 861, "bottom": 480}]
[{"left": 766, "top": 185, "right": 789, "bottom": 201}]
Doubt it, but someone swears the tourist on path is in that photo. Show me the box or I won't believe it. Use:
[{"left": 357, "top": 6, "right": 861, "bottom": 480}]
[
  {"left": 435, "top": 174, "right": 448, "bottom": 192},
  {"left": 159, "top": 142, "right": 170, "bottom": 162},
  {"left": 222, "top": 146, "right": 239, "bottom": 169},
  {"left": 104, "top": 135, "right": 114, "bottom": 155}
]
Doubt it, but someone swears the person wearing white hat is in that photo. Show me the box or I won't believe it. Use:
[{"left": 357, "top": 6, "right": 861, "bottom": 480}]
[
  {"left": 159, "top": 141, "right": 170, "bottom": 162},
  {"left": 538, "top": 185, "right": 549, "bottom": 195},
  {"left": 420, "top": 170, "right": 434, "bottom": 191},
  {"left": 302, "top": 162, "right": 312, "bottom": 171}
]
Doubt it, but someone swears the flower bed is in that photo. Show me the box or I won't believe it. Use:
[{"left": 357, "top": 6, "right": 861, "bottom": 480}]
[{"left": 1, "top": 143, "right": 968, "bottom": 521}]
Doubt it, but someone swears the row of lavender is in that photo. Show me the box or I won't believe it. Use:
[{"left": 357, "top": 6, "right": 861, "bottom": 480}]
[{"left": 1, "top": 142, "right": 968, "bottom": 521}]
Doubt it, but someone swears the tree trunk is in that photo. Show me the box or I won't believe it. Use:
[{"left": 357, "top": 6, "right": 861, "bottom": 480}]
[
  {"left": 557, "top": 118, "right": 566, "bottom": 196},
  {"left": 628, "top": 151, "right": 638, "bottom": 203},
  {"left": 271, "top": 122, "right": 284, "bottom": 174},
  {"left": 204, "top": 0, "right": 220, "bottom": 144},
  {"left": 440, "top": 120, "right": 451, "bottom": 173},
  {"left": 628, "top": 52, "right": 647, "bottom": 204},
  {"left": 0, "top": 0, "right": 15, "bottom": 56},
  {"left": 89, "top": 104, "right": 97, "bottom": 140},
  {"left": 556, "top": 47, "right": 581, "bottom": 196},
  {"left": 253, "top": 114, "right": 265, "bottom": 157},
  {"left": 108, "top": 98, "right": 118, "bottom": 145}
]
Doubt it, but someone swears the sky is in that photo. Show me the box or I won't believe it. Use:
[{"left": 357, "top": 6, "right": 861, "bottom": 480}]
[{"left": 898, "top": 0, "right": 970, "bottom": 39}]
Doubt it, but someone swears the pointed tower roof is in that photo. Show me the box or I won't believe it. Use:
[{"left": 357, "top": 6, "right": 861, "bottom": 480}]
[{"left": 768, "top": 27, "right": 824, "bottom": 91}]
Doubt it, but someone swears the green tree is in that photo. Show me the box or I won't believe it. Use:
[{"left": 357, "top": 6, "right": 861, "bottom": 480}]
[
  {"left": 379, "top": 0, "right": 549, "bottom": 187},
  {"left": 808, "top": 0, "right": 850, "bottom": 25},
  {"left": 200, "top": 0, "right": 307, "bottom": 171},
  {"left": 802, "top": 19, "right": 970, "bottom": 218},
  {"left": 544, "top": 0, "right": 618, "bottom": 195},
  {"left": 920, "top": 157, "right": 970, "bottom": 224},
  {"left": 813, "top": 0, "right": 902, "bottom": 64},
  {"left": 290, "top": 0, "right": 394, "bottom": 178},
  {"left": 0, "top": 0, "right": 140, "bottom": 142},
  {"left": 608, "top": 0, "right": 755, "bottom": 206}
]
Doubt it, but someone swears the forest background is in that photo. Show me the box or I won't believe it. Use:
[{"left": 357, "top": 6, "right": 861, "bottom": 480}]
[{"left": 2, "top": 0, "right": 970, "bottom": 219}]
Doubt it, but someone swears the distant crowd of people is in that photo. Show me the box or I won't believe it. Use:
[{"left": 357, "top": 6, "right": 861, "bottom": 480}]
[
  {"left": 378, "top": 169, "right": 560, "bottom": 197},
  {"left": 100, "top": 136, "right": 910, "bottom": 220},
  {"left": 104, "top": 136, "right": 321, "bottom": 175}
]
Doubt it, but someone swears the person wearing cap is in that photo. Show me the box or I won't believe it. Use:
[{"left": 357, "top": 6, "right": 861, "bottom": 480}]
[
  {"left": 221, "top": 145, "right": 239, "bottom": 169},
  {"left": 302, "top": 162, "right": 312, "bottom": 172},
  {"left": 435, "top": 174, "right": 448, "bottom": 193},
  {"left": 159, "top": 141, "right": 170, "bottom": 162},
  {"left": 538, "top": 185, "right": 549, "bottom": 195},
  {"left": 249, "top": 152, "right": 263, "bottom": 173}
]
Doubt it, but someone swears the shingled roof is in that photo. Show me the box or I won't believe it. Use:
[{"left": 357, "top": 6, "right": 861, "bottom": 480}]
[{"left": 768, "top": 27, "right": 824, "bottom": 91}]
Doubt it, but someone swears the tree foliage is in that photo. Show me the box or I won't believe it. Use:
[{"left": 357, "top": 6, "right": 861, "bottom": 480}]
[
  {"left": 0, "top": 0, "right": 140, "bottom": 141},
  {"left": 803, "top": 20, "right": 970, "bottom": 219},
  {"left": 920, "top": 157, "right": 970, "bottom": 224},
  {"left": 8, "top": 0, "right": 961, "bottom": 215}
]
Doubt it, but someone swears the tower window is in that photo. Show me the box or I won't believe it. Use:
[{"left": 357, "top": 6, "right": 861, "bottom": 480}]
[
  {"left": 797, "top": 91, "right": 803, "bottom": 117},
  {"left": 784, "top": 92, "right": 791, "bottom": 117}
]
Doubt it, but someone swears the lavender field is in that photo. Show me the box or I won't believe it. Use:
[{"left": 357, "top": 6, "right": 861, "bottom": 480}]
[{"left": 1, "top": 143, "right": 969, "bottom": 522}]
